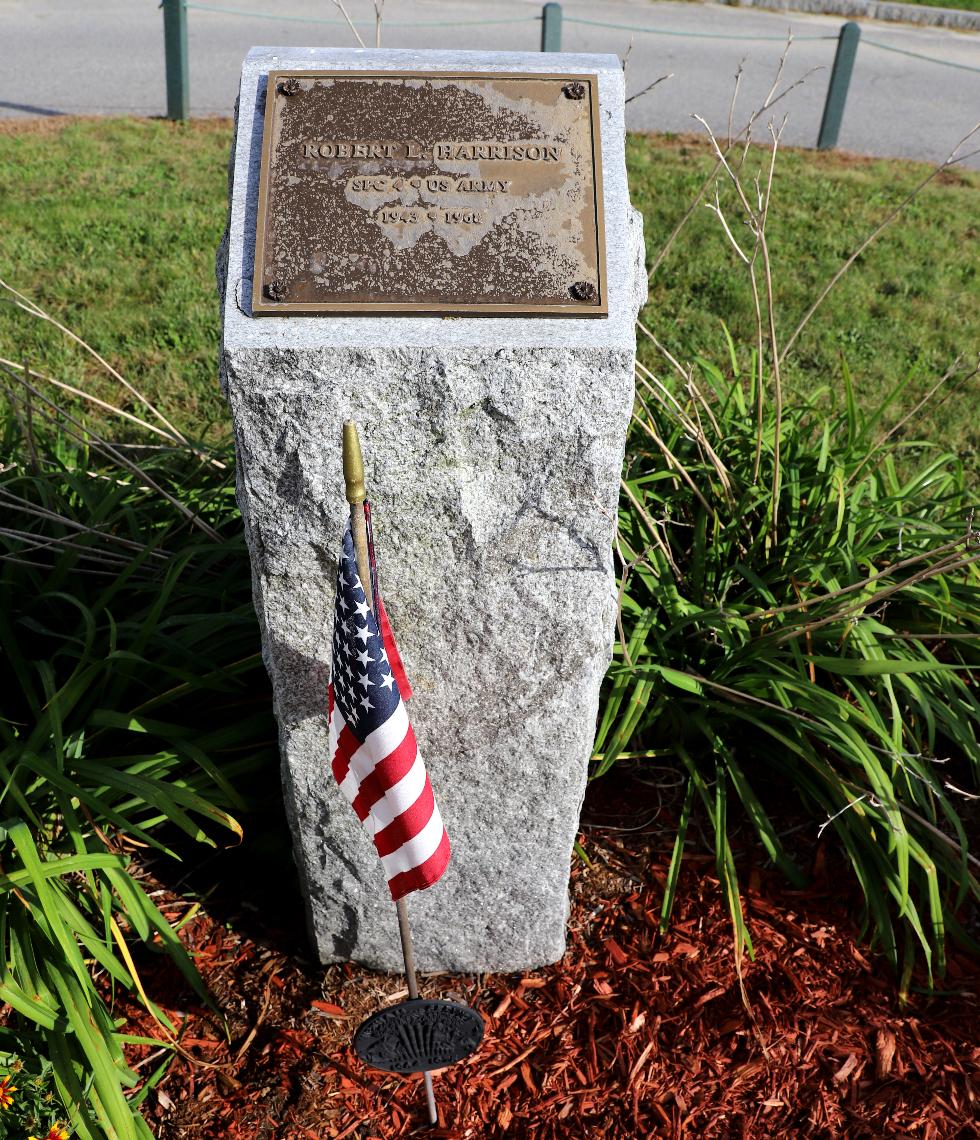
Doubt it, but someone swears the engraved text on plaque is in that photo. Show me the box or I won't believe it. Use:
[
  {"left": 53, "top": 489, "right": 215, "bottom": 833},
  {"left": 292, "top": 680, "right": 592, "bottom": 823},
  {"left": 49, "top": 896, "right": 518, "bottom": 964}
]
[{"left": 253, "top": 72, "right": 606, "bottom": 316}]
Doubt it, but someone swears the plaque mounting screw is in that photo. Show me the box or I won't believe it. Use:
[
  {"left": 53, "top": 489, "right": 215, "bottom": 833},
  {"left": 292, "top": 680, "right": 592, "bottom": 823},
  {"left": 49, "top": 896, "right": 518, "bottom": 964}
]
[
  {"left": 264, "top": 280, "right": 289, "bottom": 303},
  {"left": 570, "top": 281, "right": 598, "bottom": 302},
  {"left": 277, "top": 77, "right": 301, "bottom": 97},
  {"left": 563, "top": 82, "right": 587, "bottom": 100}
]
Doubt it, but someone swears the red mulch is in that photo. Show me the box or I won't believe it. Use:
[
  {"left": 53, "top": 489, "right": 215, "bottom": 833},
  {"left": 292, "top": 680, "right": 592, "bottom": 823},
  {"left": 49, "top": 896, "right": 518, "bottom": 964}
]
[{"left": 115, "top": 778, "right": 979, "bottom": 1140}]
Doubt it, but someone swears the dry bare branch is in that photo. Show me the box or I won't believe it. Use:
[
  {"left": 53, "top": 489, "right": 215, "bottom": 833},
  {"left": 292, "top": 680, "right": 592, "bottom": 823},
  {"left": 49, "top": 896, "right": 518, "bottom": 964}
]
[
  {"left": 728, "top": 59, "right": 745, "bottom": 149},
  {"left": 704, "top": 188, "right": 750, "bottom": 264},
  {"left": 1, "top": 366, "right": 221, "bottom": 541},
  {"left": 620, "top": 476, "right": 682, "bottom": 578},
  {"left": 635, "top": 319, "right": 689, "bottom": 382},
  {"left": 626, "top": 74, "right": 673, "bottom": 106},
  {"left": 0, "top": 486, "right": 171, "bottom": 558},
  {"left": 691, "top": 112, "right": 786, "bottom": 525},
  {"left": 632, "top": 391, "right": 716, "bottom": 514},
  {"left": 851, "top": 356, "right": 980, "bottom": 482},
  {"left": 0, "top": 357, "right": 225, "bottom": 469},
  {"left": 332, "top": 0, "right": 366, "bottom": 47},
  {"left": 0, "top": 277, "right": 190, "bottom": 448},
  {"left": 647, "top": 38, "right": 820, "bottom": 283},
  {"left": 781, "top": 122, "right": 980, "bottom": 363}
]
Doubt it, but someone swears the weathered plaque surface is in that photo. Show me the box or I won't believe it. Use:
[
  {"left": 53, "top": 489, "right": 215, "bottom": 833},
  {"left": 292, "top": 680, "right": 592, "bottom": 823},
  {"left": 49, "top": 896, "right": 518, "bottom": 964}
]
[{"left": 253, "top": 71, "right": 606, "bottom": 316}]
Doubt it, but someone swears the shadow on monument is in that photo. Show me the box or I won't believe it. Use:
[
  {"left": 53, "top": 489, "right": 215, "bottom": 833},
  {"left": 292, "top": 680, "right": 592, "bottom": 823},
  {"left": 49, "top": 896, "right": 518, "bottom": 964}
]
[
  {"left": 266, "top": 633, "right": 332, "bottom": 725},
  {"left": 265, "top": 634, "right": 368, "bottom": 961}
]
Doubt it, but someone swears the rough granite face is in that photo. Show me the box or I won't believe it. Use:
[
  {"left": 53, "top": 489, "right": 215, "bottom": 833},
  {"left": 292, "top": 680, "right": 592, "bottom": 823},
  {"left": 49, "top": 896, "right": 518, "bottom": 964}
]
[{"left": 219, "top": 48, "right": 646, "bottom": 973}]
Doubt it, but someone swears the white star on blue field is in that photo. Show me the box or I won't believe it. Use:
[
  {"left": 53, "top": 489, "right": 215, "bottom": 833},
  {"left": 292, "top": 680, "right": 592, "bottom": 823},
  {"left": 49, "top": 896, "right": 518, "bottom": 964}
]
[{"left": 332, "top": 526, "right": 400, "bottom": 732}]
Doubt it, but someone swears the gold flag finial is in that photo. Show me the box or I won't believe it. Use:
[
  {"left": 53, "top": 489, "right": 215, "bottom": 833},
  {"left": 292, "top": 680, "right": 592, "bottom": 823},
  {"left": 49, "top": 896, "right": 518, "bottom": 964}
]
[{"left": 342, "top": 421, "right": 366, "bottom": 505}]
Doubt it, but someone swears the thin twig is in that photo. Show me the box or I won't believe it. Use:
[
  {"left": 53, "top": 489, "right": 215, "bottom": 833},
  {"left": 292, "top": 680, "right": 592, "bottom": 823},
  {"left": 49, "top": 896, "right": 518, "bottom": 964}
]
[
  {"left": 635, "top": 319, "right": 689, "bottom": 382},
  {"left": 620, "top": 477, "right": 682, "bottom": 579},
  {"left": 0, "top": 528, "right": 132, "bottom": 567},
  {"left": 0, "top": 488, "right": 172, "bottom": 558},
  {"left": 739, "top": 34, "right": 791, "bottom": 164},
  {"left": 780, "top": 122, "right": 980, "bottom": 363},
  {"left": 635, "top": 358, "right": 688, "bottom": 419},
  {"left": 728, "top": 59, "right": 744, "bottom": 149},
  {"left": 626, "top": 73, "right": 673, "bottom": 106},
  {"left": 773, "top": 550, "right": 980, "bottom": 645},
  {"left": 635, "top": 362, "right": 703, "bottom": 448},
  {"left": 634, "top": 338, "right": 733, "bottom": 497},
  {"left": 0, "top": 487, "right": 172, "bottom": 558},
  {"left": 704, "top": 189, "right": 750, "bottom": 264},
  {"left": 850, "top": 357, "right": 980, "bottom": 483},
  {"left": 631, "top": 391, "right": 715, "bottom": 514},
  {"left": 886, "top": 798, "right": 980, "bottom": 873},
  {"left": 647, "top": 157, "right": 724, "bottom": 281},
  {"left": 760, "top": 118, "right": 786, "bottom": 536},
  {"left": 332, "top": 0, "right": 366, "bottom": 47},
  {"left": 647, "top": 41, "right": 819, "bottom": 281},
  {"left": 613, "top": 532, "right": 638, "bottom": 662},
  {"left": 693, "top": 111, "right": 787, "bottom": 531},
  {"left": 3, "top": 377, "right": 221, "bottom": 541},
  {"left": 0, "top": 357, "right": 225, "bottom": 469},
  {"left": 745, "top": 530, "right": 978, "bottom": 621},
  {"left": 20, "top": 362, "right": 40, "bottom": 474},
  {"left": 0, "top": 554, "right": 116, "bottom": 577},
  {"left": 0, "top": 277, "right": 191, "bottom": 447}
]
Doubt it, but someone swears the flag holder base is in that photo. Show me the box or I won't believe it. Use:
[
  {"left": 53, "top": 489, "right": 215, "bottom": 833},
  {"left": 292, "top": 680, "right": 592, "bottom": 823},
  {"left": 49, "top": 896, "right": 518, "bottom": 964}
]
[{"left": 353, "top": 998, "right": 485, "bottom": 1074}]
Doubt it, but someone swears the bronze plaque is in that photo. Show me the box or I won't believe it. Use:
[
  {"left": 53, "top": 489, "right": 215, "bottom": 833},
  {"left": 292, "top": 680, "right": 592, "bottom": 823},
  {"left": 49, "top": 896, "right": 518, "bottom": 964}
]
[{"left": 252, "top": 71, "right": 606, "bottom": 317}]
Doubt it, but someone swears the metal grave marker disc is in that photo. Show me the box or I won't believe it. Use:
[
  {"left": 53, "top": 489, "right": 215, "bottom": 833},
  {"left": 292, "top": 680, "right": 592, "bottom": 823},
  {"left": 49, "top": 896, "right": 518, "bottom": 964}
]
[
  {"left": 253, "top": 71, "right": 606, "bottom": 316},
  {"left": 353, "top": 999, "right": 485, "bottom": 1074}
]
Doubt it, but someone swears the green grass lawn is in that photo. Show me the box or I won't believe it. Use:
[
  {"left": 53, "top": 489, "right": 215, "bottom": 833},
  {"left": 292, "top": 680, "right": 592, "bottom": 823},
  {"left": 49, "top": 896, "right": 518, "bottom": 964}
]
[
  {"left": 0, "top": 118, "right": 232, "bottom": 438},
  {"left": 630, "top": 133, "right": 979, "bottom": 467},
  {"left": 0, "top": 117, "right": 977, "bottom": 463},
  {"left": 896, "top": 0, "right": 980, "bottom": 11}
]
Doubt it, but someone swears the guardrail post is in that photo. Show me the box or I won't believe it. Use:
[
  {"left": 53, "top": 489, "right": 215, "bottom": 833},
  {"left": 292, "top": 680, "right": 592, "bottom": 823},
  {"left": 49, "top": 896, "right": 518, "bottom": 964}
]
[
  {"left": 541, "top": 2, "right": 562, "bottom": 52},
  {"left": 817, "top": 22, "right": 860, "bottom": 150},
  {"left": 162, "top": 0, "right": 190, "bottom": 121}
]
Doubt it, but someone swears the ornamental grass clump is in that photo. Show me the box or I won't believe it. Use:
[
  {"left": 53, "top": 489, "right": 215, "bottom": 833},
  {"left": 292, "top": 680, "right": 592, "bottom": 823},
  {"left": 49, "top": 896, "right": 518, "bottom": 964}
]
[
  {"left": 599, "top": 103, "right": 980, "bottom": 985},
  {"left": 602, "top": 348, "right": 980, "bottom": 984},
  {"left": 0, "top": 292, "right": 274, "bottom": 1139}
]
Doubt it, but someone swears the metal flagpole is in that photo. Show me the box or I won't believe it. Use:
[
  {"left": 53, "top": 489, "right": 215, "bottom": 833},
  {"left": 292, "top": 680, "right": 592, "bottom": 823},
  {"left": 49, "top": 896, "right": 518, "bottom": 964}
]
[{"left": 342, "top": 421, "right": 439, "bottom": 1127}]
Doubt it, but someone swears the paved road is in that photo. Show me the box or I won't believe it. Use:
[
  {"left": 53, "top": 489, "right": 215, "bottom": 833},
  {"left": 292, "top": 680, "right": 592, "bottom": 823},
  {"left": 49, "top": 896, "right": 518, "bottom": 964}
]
[{"left": 1, "top": 0, "right": 978, "bottom": 166}]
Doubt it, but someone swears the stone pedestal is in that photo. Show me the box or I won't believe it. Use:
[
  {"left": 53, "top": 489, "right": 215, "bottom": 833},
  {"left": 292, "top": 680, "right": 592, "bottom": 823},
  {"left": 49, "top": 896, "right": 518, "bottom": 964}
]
[{"left": 218, "top": 47, "right": 646, "bottom": 972}]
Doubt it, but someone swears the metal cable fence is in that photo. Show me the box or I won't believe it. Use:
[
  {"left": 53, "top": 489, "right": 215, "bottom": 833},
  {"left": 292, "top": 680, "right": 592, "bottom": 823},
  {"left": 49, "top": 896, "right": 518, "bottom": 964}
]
[
  {"left": 563, "top": 14, "right": 834, "bottom": 39},
  {"left": 162, "top": 0, "right": 980, "bottom": 150},
  {"left": 184, "top": 3, "right": 540, "bottom": 29},
  {"left": 562, "top": 12, "right": 979, "bottom": 72},
  {"left": 860, "top": 37, "right": 980, "bottom": 72}
]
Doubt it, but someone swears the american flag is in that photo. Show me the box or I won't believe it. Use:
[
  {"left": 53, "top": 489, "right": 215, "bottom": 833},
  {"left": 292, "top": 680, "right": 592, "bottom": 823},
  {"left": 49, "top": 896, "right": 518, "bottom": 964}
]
[{"left": 328, "top": 507, "right": 450, "bottom": 901}]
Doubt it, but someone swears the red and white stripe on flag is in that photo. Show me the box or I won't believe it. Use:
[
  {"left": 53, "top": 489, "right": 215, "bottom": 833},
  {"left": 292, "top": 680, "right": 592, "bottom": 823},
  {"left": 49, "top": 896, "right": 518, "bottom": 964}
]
[{"left": 328, "top": 515, "right": 450, "bottom": 900}]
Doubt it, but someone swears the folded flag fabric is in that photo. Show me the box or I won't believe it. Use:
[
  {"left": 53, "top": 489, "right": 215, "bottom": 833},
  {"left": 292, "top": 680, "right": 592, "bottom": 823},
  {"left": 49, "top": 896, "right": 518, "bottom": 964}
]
[{"left": 328, "top": 509, "right": 450, "bottom": 901}]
